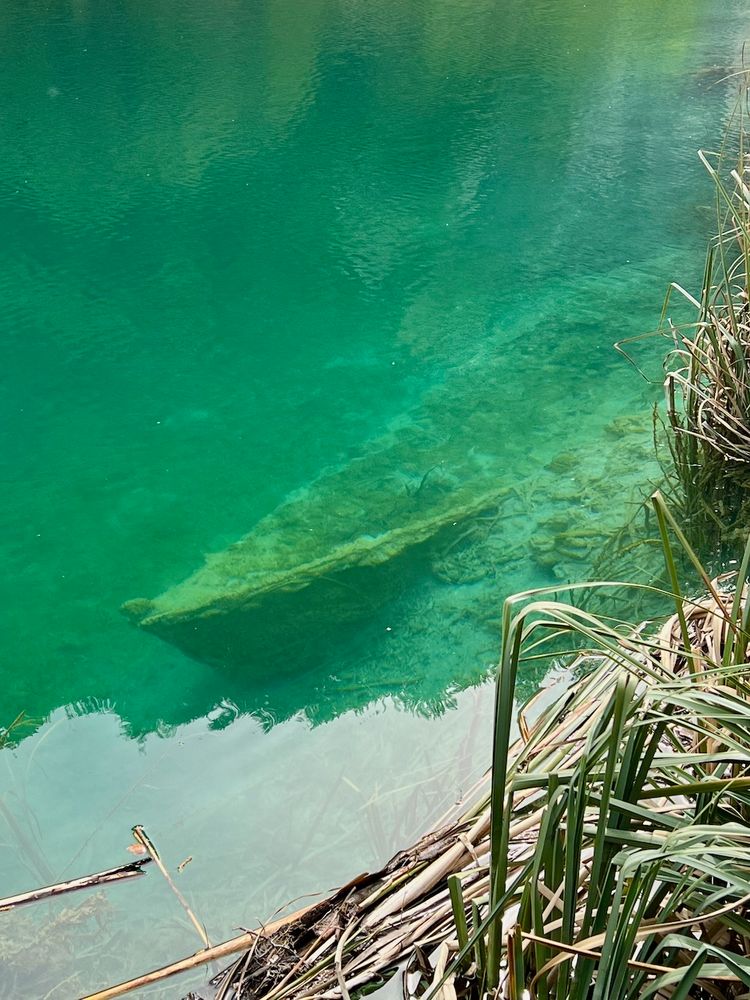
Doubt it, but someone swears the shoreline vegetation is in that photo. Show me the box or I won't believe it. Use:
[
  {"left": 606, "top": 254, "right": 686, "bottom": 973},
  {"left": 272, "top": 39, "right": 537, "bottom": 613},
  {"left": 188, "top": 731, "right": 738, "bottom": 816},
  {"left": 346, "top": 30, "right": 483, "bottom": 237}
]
[{"left": 77, "top": 94, "right": 750, "bottom": 999}]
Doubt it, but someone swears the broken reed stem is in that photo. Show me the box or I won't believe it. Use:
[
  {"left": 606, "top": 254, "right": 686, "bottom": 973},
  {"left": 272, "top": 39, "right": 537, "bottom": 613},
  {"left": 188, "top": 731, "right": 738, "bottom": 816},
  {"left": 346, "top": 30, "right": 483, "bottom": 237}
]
[
  {"left": 80, "top": 904, "right": 321, "bottom": 1000},
  {"left": 0, "top": 859, "right": 152, "bottom": 912},
  {"left": 131, "top": 824, "right": 211, "bottom": 950}
]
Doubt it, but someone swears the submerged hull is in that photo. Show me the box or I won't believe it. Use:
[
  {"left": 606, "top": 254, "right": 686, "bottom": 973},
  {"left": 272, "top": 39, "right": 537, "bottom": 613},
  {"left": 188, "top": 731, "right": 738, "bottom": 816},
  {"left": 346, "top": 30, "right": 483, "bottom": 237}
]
[
  {"left": 122, "top": 485, "right": 507, "bottom": 670},
  {"left": 122, "top": 260, "right": 664, "bottom": 671}
]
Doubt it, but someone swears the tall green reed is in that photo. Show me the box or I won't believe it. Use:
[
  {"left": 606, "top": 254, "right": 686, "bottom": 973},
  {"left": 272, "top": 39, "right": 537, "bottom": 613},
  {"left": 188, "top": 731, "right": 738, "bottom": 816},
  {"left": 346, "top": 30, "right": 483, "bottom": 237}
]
[{"left": 478, "top": 491, "right": 750, "bottom": 999}]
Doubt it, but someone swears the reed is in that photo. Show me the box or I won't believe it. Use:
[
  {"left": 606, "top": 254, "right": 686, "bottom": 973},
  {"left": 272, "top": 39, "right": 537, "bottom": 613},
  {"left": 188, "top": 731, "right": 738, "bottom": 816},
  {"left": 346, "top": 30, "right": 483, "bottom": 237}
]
[
  {"left": 480, "top": 489, "right": 750, "bottom": 999},
  {"left": 661, "top": 87, "right": 750, "bottom": 548},
  {"left": 0, "top": 712, "right": 30, "bottom": 749}
]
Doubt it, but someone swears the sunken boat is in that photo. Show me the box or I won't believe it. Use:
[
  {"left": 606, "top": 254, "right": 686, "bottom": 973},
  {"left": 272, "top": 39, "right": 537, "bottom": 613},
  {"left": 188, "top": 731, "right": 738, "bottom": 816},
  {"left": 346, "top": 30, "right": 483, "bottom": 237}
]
[
  {"left": 122, "top": 260, "right": 663, "bottom": 672},
  {"left": 121, "top": 441, "right": 508, "bottom": 671}
]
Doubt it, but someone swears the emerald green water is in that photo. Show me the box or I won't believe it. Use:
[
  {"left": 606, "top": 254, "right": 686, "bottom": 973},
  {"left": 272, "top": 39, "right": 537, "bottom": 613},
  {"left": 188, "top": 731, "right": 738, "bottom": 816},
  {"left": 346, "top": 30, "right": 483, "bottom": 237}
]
[{"left": 0, "top": 0, "right": 747, "bottom": 994}]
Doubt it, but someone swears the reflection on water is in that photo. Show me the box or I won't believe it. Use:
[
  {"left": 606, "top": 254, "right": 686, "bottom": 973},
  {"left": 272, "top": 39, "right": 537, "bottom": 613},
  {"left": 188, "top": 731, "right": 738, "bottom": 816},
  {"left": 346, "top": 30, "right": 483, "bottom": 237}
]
[
  {"left": 0, "top": 0, "right": 747, "bottom": 992},
  {"left": 0, "top": 685, "right": 495, "bottom": 998}
]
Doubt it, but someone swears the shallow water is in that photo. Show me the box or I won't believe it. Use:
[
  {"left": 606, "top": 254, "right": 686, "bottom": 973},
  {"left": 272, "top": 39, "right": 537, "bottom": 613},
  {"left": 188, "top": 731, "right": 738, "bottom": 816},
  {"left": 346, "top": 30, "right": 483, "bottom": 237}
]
[{"left": 0, "top": 0, "right": 748, "bottom": 994}]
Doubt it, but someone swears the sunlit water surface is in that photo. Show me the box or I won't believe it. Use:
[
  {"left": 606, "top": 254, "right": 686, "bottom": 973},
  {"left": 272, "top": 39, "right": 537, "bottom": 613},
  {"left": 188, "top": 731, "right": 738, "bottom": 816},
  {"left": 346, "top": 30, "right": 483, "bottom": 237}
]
[{"left": 0, "top": 0, "right": 748, "bottom": 994}]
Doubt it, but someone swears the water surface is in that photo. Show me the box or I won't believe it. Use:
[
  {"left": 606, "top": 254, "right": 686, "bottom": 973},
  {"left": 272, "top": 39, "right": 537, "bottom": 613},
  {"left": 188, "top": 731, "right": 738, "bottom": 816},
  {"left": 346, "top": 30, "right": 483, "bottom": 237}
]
[{"left": 0, "top": 0, "right": 747, "bottom": 994}]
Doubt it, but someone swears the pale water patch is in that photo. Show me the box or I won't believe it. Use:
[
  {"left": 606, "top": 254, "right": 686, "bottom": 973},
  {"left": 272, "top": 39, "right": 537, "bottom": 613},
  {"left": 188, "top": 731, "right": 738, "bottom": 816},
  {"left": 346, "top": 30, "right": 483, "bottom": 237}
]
[{"left": 0, "top": 684, "right": 496, "bottom": 997}]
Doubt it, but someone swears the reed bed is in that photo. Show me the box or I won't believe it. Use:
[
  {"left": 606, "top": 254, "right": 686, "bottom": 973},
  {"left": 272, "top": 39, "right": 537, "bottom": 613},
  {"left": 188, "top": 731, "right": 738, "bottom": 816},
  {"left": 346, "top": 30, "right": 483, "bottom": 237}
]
[
  {"left": 662, "top": 94, "right": 750, "bottom": 543},
  {"left": 185, "top": 493, "right": 750, "bottom": 1000}
]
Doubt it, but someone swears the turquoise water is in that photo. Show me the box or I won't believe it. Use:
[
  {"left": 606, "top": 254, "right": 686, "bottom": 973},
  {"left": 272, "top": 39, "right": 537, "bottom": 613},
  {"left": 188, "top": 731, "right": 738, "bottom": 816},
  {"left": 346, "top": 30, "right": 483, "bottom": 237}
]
[{"left": 0, "top": 0, "right": 747, "bottom": 994}]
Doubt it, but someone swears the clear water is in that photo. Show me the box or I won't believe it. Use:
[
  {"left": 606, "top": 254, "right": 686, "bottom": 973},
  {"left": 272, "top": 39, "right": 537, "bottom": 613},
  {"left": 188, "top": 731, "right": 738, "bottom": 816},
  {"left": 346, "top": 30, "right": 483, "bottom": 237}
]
[{"left": 0, "top": 0, "right": 747, "bottom": 995}]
